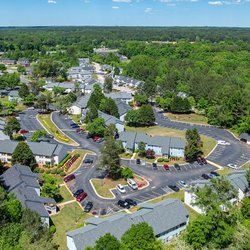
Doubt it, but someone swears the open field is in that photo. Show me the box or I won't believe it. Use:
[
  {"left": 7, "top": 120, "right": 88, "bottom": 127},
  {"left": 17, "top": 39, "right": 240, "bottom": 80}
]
[
  {"left": 51, "top": 202, "right": 92, "bottom": 250},
  {"left": 164, "top": 112, "right": 208, "bottom": 125},
  {"left": 91, "top": 178, "right": 127, "bottom": 198},
  {"left": 59, "top": 185, "right": 73, "bottom": 203},
  {"left": 125, "top": 125, "right": 216, "bottom": 157},
  {"left": 37, "top": 114, "right": 77, "bottom": 145}
]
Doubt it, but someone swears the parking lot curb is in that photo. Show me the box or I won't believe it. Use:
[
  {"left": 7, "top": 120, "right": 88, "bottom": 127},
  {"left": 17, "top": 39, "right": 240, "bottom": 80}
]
[
  {"left": 205, "top": 142, "right": 218, "bottom": 158},
  {"left": 207, "top": 160, "right": 223, "bottom": 169}
]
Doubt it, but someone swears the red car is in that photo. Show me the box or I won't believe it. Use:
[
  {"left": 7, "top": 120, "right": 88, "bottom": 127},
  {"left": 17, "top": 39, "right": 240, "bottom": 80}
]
[
  {"left": 19, "top": 129, "right": 29, "bottom": 134},
  {"left": 76, "top": 192, "right": 87, "bottom": 202},
  {"left": 63, "top": 174, "right": 75, "bottom": 183},
  {"left": 76, "top": 128, "right": 84, "bottom": 133},
  {"left": 92, "top": 136, "right": 101, "bottom": 142},
  {"left": 164, "top": 164, "right": 169, "bottom": 170}
]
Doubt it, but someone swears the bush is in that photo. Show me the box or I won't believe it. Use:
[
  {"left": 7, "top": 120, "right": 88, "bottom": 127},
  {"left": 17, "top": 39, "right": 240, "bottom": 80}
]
[
  {"left": 134, "top": 149, "right": 138, "bottom": 153},
  {"left": 45, "top": 170, "right": 51, "bottom": 174},
  {"left": 121, "top": 167, "right": 133, "bottom": 180},
  {"left": 58, "top": 154, "right": 71, "bottom": 167},
  {"left": 60, "top": 172, "right": 66, "bottom": 177},
  {"left": 56, "top": 168, "right": 63, "bottom": 174},
  {"left": 51, "top": 169, "right": 57, "bottom": 174},
  {"left": 75, "top": 153, "right": 80, "bottom": 157},
  {"left": 40, "top": 168, "right": 45, "bottom": 173},
  {"left": 49, "top": 225, "right": 56, "bottom": 234},
  {"left": 34, "top": 167, "right": 41, "bottom": 173},
  {"left": 157, "top": 158, "right": 164, "bottom": 162},
  {"left": 164, "top": 158, "right": 169, "bottom": 162}
]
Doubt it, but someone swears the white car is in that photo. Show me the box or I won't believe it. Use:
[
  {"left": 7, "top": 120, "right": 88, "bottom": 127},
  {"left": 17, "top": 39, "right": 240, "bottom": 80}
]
[
  {"left": 127, "top": 178, "right": 138, "bottom": 190},
  {"left": 227, "top": 163, "right": 238, "bottom": 169},
  {"left": 179, "top": 181, "right": 188, "bottom": 188},
  {"left": 218, "top": 140, "right": 230, "bottom": 146},
  {"left": 116, "top": 184, "right": 126, "bottom": 194}
]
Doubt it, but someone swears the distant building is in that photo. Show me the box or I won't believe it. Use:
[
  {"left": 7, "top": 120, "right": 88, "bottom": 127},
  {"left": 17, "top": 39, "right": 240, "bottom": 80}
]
[
  {"left": 184, "top": 170, "right": 250, "bottom": 214},
  {"left": 177, "top": 92, "right": 188, "bottom": 98},
  {"left": 67, "top": 198, "right": 189, "bottom": 249},
  {"left": 68, "top": 93, "right": 91, "bottom": 115},
  {"left": 8, "top": 90, "right": 22, "bottom": 102},
  {"left": 0, "top": 119, "right": 9, "bottom": 141},
  {"left": 240, "top": 133, "right": 250, "bottom": 144},
  {"left": 119, "top": 132, "right": 185, "bottom": 157},
  {"left": 106, "top": 91, "right": 133, "bottom": 104},
  {"left": 18, "top": 58, "right": 30, "bottom": 67},
  {"left": 114, "top": 99, "right": 132, "bottom": 122},
  {"left": 0, "top": 165, "right": 57, "bottom": 227},
  {"left": 0, "top": 58, "right": 16, "bottom": 65},
  {"left": 0, "top": 140, "right": 67, "bottom": 165},
  {"left": 98, "top": 111, "right": 124, "bottom": 133},
  {"left": 113, "top": 75, "right": 142, "bottom": 88}
]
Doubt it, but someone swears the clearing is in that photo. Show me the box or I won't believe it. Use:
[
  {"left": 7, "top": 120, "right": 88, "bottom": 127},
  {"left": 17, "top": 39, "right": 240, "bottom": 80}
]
[{"left": 164, "top": 112, "right": 208, "bottom": 125}]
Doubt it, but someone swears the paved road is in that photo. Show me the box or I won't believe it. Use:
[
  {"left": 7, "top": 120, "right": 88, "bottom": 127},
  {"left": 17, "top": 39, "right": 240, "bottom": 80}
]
[{"left": 154, "top": 109, "right": 250, "bottom": 168}]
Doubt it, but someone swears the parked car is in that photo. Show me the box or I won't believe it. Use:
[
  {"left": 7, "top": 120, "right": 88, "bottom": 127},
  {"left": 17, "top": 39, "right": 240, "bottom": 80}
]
[
  {"left": 63, "top": 174, "right": 75, "bottom": 182},
  {"left": 19, "top": 129, "right": 29, "bottom": 134},
  {"left": 218, "top": 140, "right": 230, "bottom": 146},
  {"left": 70, "top": 123, "right": 78, "bottom": 126},
  {"left": 210, "top": 171, "right": 220, "bottom": 177},
  {"left": 71, "top": 125, "right": 80, "bottom": 129},
  {"left": 84, "top": 158, "right": 93, "bottom": 164},
  {"left": 168, "top": 185, "right": 180, "bottom": 192},
  {"left": 179, "top": 180, "right": 188, "bottom": 188},
  {"left": 96, "top": 138, "right": 104, "bottom": 143},
  {"left": 93, "top": 136, "right": 101, "bottom": 142},
  {"left": 116, "top": 184, "right": 126, "bottom": 194},
  {"left": 163, "top": 164, "right": 169, "bottom": 170},
  {"left": 46, "top": 134, "right": 54, "bottom": 139},
  {"left": 38, "top": 138, "right": 50, "bottom": 143},
  {"left": 136, "top": 159, "right": 141, "bottom": 165},
  {"left": 201, "top": 173, "right": 211, "bottom": 180},
  {"left": 127, "top": 178, "right": 138, "bottom": 190},
  {"left": 84, "top": 201, "right": 93, "bottom": 213},
  {"left": 117, "top": 200, "right": 130, "bottom": 209},
  {"left": 227, "top": 163, "right": 238, "bottom": 169},
  {"left": 125, "top": 198, "right": 137, "bottom": 206},
  {"left": 76, "top": 128, "right": 84, "bottom": 133},
  {"left": 73, "top": 189, "right": 84, "bottom": 197},
  {"left": 76, "top": 192, "right": 87, "bottom": 202},
  {"left": 86, "top": 134, "right": 92, "bottom": 139},
  {"left": 152, "top": 163, "right": 158, "bottom": 170},
  {"left": 174, "top": 163, "right": 181, "bottom": 170}
]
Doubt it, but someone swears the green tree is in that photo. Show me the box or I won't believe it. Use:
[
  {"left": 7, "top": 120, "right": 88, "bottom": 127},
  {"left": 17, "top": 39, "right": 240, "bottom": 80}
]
[
  {"left": 121, "top": 222, "right": 162, "bottom": 250},
  {"left": 53, "top": 86, "right": 65, "bottom": 95},
  {"left": 121, "top": 167, "right": 133, "bottom": 180},
  {"left": 170, "top": 96, "right": 191, "bottom": 114},
  {"left": 86, "top": 117, "right": 106, "bottom": 137},
  {"left": 246, "top": 169, "right": 250, "bottom": 186},
  {"left": 17, "top": 65, "right": 26, "bottom": 74},
  {"left": 23, "top": 93, "right": 35, "bottom": 106},
  {"left": 134, "top": 94, "right": 148, "bottom": 106},
  {"left": 41, "top": 174, "right": 62, "bottom": 201},
  {"left": 31, "top": 130, "right": 47, "bottom": 142},
  {"left": 99, "top": 98, "right": 119, "bottom": 118},
  {"left": 95, "top": 233, "right": 121, "bottom": 250},
  {"left": 85, "top": 103, "right": 98, "bottom": 124},
  {"left": 4, "top": 116, "right": 21, "bottom": 139},
  {"left": 18, "top": 83, "right": 29, "bottom": 98},
  {"left": 185, "top": 128, "right": 203, "bottom": 162},
  {"left": 11, "top": 142, "right": 35, "bottom": 167},
  {"left": 138, "top": 142, "right": 146, "bottom": 157},
  {"left": 241, "top": 197, "right": 250, "bottom": 219},
  {"left": 139, "top": 104, "right": 155, "bottom": 126},
  {"left": 0, "top": 63, "right": 6, "bottom": 71},
  {"left": 100, "top": 136, "right": 121, "bottom": 179},
  {"left": 104, "top": 123, "right": 118, "bottom": 137},
  {"left": 87, "top": 84, "right": 105, "bottom": 109},
  {"left": 103, "top": 76, "right": 113, "bottom": 94}
]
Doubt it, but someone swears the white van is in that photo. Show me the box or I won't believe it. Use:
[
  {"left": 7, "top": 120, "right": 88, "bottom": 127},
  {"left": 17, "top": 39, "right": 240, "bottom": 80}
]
[{"left": 127, "top": 178, "right": 138, "bottom": 190}]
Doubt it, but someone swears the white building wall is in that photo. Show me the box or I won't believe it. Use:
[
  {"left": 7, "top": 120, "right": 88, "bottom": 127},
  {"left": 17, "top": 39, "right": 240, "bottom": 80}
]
[
  {"left": 169, "top": 148, "right": 184, "bottom": 158},
  {"left": 120, "top": 113, "right": 126, "bottom": 122},
  {"left": 67, "top": 236, "right": 77, "bottom": 250},
  {"left": 68, "top": 106, "right": 82, "bottom": 115},
  {"left": 184, "top": 191, "right": 204, "bottom": 214},
  {"left": 116, "top": 123, "right": 124, "bottom": 133}
]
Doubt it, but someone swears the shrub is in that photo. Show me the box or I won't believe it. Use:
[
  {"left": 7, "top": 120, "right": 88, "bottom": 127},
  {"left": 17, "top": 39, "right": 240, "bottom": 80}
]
[
  {"left": 121, "top": 167, "right": 133, "bottom": 180},
  {"left": 45, "top": 170, "right": 51, "bottom": 174},
  {"left": 34, "top": 167, "right": 41, "bottom": 173},
  {"left": 134, "top": 149, "right": 138, "bottom": 153},
  {"left": 51, "top": 169, "right": 57, "bottom": 174},
  {"left": 58, "top": 154, "right": 71, "bottom": 167},
  {"left": 164, "top": 158, "right": 169, "bottom": 162},
  {"left": 40, "top": 168, "right": 45, "bottom": 173},
  {"left": 56, "top": 168, "right": 62, "bottom": 174},
  {"left": 157, "top": 158, "right": 164, "bottom": 162},
  {"left": 60, "top": 172, "right": 66, "bottom": 177},
  {"left": 49, "top": 225, "right": 56, "bottom": 234}
]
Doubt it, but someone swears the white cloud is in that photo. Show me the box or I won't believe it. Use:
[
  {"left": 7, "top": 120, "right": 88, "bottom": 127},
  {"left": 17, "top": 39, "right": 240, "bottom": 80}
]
[
  {"left": 208, "top": 0, "right": 249, "bottom": 5},
  {"left": 208, "top": 1, "right": 223, "bottom": 4},
  {"left": 48, "top": 0, "right": 56, "bottom": 3},
  {"left": 144, "top": 7, "right": 153, "bottom": 12},
  {"left": 112, "top": 6, "right": 120, "bottom": 9},
  {"left": 112, "top": 0, "right": 131, "bottom": 2}
]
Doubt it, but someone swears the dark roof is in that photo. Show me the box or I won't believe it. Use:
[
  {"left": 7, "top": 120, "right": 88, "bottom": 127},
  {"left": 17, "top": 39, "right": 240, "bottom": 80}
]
[
  {"left": 98, "top": 111, "right": 124, "bottom": 126},
  {"left": 114, "top": 99, "right": 132, "bottom": 116},
  {"left": 67, "top": 198, "right": 188, "bottom": 249},
  {"left": 72, "top": 94, "right": 91, "bottom": 109},
  {"left": 0, "top": 165, "right": 56, "bottom": 218}
]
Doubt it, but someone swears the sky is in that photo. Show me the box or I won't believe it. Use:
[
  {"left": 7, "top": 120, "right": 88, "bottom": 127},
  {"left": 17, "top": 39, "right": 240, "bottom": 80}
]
[{"left": 0, "top": 0, "right": 250, "bottom": 27}]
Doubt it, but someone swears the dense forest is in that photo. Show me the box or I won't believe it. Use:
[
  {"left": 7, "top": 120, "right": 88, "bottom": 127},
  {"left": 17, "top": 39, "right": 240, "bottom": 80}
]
[{"left": 0, "top": 27, "right": 250, "bottom": 133}]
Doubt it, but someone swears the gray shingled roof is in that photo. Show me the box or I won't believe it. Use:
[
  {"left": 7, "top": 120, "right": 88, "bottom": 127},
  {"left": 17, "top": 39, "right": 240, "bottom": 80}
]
[
  {"left": 227, "top": 170, "right": 249, "bottom": 193},
  {"left": 98, "top": 111, "right": 123, "bottom": 126},
  {"left": 240, "top": 133, "right": 250, "bottom": 141},
  {"left": 106, "top": 92, "right": 132, "bottom": 100},
  {"left": 72, "top": 94, "right": 91, "bottom": 109},
  {"left": 0, "top": 165, "right": 56, "bottom": 218},
  {"left": 0, "top": 140, "right": 65, "bottom": 157},
  {"left": 119, "top": 132, "right": 185, "bottom": 154},
  {"left": 114, "top": 99, "right": 132, "bottom": 117},
  {"left": 67, "top": 198, "right": 189, "bottom": 250}
]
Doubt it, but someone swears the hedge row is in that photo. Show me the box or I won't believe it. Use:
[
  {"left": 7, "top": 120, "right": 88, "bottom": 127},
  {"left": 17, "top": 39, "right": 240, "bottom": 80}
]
[{"left": 58, "top": 154, "right": 71, "bottom": 167}]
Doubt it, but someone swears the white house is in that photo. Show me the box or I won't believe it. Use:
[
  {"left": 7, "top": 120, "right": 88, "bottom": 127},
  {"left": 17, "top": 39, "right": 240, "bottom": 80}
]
[
  {"left": 98, "top": 111, "right": 124, "bottom": 133},
  {"left": 66, "top": 198, "right": 189, "bottom": 250},
  {"left": 184, "top": 170, "right": 250, "bottom": 214},
  {"left": 119, "top": 132, "right": 185, "bottom": 157},
  {"left": 68, "top": 94, "right": 91, "bottom": 115},
  {"left": 113, "top": 75, "right": 142, "bottom": 88},
  {"left": 0, "top": 140, "right": 68, "bottom": 165},
  {"left": 8, "top": 90, "right": 22, "bottom": 102},
  {"left": 106, "top": 92, "right": 133, "bottom": 105},
  {"left": 0, "top": 165, "right": 57, "bottom": 227},
  {"left": 114, "top": 99, "right": 132, "bottom": 122}
]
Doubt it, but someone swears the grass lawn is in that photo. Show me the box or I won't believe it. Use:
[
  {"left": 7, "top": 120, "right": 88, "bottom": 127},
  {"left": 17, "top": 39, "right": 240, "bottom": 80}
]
[
  {"left": 69, "top": 114, "right": 81, "bottom": 125},
  {"left": 58, "top": 185, "right": 73, "bottom": 203},
  {"left": 37, "top": 114, "right": 77, "bottom": 146},
  {"left": 51, "top": 202, "right": 92, "bottom": 250},
  {"left": 91, "top": 178, "right": 127, "bottom": 199},
  {"left": 120, "top": 152, "right": 133, "bottom": 159},
  {"left": 164, "top": 112, "right": 208, "bottom": 125},
  {"left": 125, "top": 125, "right": 216, "bottom": 157}
]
